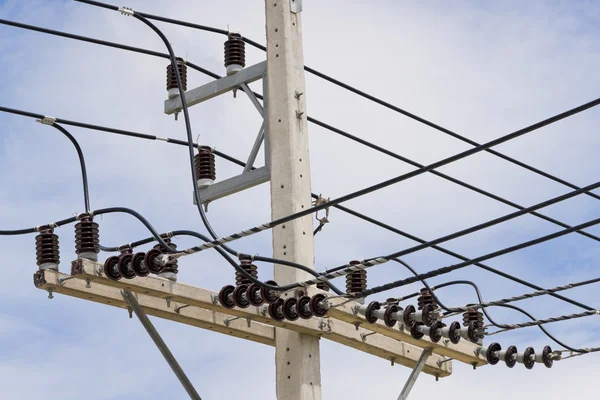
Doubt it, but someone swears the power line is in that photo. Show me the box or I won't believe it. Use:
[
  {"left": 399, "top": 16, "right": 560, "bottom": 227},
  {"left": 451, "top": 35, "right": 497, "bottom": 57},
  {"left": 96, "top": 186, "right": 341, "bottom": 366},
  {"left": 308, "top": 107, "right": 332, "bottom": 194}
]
[
  {"left": 69, "top": 0, "right": 600, "bottom": 215},
  {"left": 486, "top": 310, "right": 600, "bottom": 334},
  {"left": 351, "top": 216, "right": 600, "bottom": 298},
  {"left": 1, "top": 105, "right": 594, "bottom": 311},
  {"left": 4, "top": 18, "right": 600, "bottom": 248},
  {"left": 171, "top": 96, "right": 600, "bottom": 258}
]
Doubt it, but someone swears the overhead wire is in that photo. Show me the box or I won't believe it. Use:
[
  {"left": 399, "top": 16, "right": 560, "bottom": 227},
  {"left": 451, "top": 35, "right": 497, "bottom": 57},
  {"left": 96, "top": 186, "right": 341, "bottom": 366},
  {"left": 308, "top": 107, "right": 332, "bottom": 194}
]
[
  {"left": 69, "top": 3, "right": 344, "bottom": 294},
  {"left": 391, "top": 259, "right": 595, "bottom": 353},
  {"left": 2, "top": 11, "right": 599, "bottom": 306},
  {"left": 3, "top": 18, "right": 600, "bottom": 248},
  {"left": 69, "top": 0, "right": 600, "bottom": 214},
  {"left": 0, "top": 105, "right": 595, "bottom": 310},
  {"left": 349, "top": 216, "right": 600, "bottom": 298}
]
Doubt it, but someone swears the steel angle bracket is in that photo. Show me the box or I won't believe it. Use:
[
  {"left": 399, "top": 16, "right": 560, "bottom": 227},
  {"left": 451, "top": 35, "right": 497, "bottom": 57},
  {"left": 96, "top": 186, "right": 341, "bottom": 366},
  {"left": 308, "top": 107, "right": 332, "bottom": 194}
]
[{"left": 164, "top": 61, "right": 271, "bottom": 206}]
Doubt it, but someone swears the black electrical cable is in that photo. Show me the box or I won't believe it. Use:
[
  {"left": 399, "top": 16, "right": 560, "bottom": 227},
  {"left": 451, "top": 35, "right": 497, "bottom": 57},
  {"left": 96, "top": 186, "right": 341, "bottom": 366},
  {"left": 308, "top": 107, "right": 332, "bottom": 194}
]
[
  {"left": 415, "top": 279, "right": 592, "bottom": 354},
  {"left": 0, "top": 106, "right": 595, "bottom": 312},
  {"left": 325, "top": 178, "right": 600, "bottom": 275},
  {"left": 85, "top": 8, "right": 335, "bottom": 294},
  {"left": 1, "top": 16, "right": 597, "bottom": 304},
  {"left": 68, "top": 1, "right": 600, "bottom": 215},
  {"left": 49, "top": 123, "right": 90, "bottom": 213},
  {"left": 0, "top": 216, "right": 77, "bottom": 235},
  {"left": 353, "top": 215, "right": 600, "bottom": 299},
  {"left": 390, "top": 259, "right": 589, "bottom": 352},
  {"left": 3, "top": 19, "right": 600, "bottom": 246}
]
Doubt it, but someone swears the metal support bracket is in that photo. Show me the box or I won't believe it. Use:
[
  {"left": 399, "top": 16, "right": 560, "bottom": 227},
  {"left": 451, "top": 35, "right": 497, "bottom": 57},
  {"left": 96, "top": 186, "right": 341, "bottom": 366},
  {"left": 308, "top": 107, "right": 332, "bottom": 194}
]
[
  {"left": 290, "top": 0, "right": 303, "bottom": 13},
  {"left": 168, "top": 61, "right": 272, "bottom": 206},
  {"left": 398, "top": 348, "right": 433, "bottom": 400},
  {"left": 193, "top": 166, "right": 270, "bottom": 206},
  {"left": 121, "top": 290, "right": 201, "bottom": 400}
]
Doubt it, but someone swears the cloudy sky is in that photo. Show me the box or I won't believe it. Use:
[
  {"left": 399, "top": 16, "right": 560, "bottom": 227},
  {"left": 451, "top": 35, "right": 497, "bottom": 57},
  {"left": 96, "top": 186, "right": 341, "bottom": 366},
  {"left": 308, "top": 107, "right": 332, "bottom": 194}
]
[{"left": 1, "top": 0, "right": 599, "bottom": 398}]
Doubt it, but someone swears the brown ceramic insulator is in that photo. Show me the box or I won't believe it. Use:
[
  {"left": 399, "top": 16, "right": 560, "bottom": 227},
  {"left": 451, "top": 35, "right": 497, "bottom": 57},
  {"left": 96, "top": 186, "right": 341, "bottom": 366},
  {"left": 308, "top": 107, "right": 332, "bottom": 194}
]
[
  {"left": 166, "top": 57, "right": 187, "bottom": 92},
  {"left": 235, "top": 254, "right": 258, "bottom": 286},
  {"left": 224, "top": 33, "right": 245, "bottom": 68},
  {"left": 316, "top": 281, "right": 330, "bottom": 292},
  {"left": 154, "top": 238, "right": 178, "bottom": 275},
  {"left": 194, "top": 146, "right": 216, "bottom": 182},
  {"left": 35, "top": 225, "right": 60, "bottom": 267},
  {"left": 345, "top": 260, "right": 367, "bottom": 295},
  {"left": 462, "top": 307, "right": 484, "bottom": 329},
  {"left": 417, "top": 288, "right": 438, "bottom": 311},
  {"left": 74, "top": 213, "right": 99, "bottom": 256}
]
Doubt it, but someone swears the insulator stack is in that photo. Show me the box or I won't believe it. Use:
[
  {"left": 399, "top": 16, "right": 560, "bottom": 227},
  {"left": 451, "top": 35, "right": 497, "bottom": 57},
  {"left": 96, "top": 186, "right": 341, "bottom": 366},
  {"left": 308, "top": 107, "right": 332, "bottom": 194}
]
[
  {"left": 166, "top": 57, "right": 187, "bottom": 98},
  {"left": 35, "top": 225, "right": 59, "bottom": 270},
  {"left": 417, "top": 288, "right": 438, "bottom": 311},
  {"left": 463, "top": 307, "right": 484, "bottom": 329},
  {"left": 154, "top": 238, "right": 178, "bottom": 281},
  {"left": 194, "top": 146, "right": 216, "bottom": 188},
  {"left": 74, "top": 213, "right": 99, "bottom": 261},
  {"left": 345, "top": 260, "right": 367, "bottom": 295},
  {"left": 235, "top": 255, "right": 258, "bottom": 285},
  {"left": 224, "top": 32, "right": 245, "bottom": 75},
  {"left": 316, "top": 281, "right": 330, "bottom": 292}
]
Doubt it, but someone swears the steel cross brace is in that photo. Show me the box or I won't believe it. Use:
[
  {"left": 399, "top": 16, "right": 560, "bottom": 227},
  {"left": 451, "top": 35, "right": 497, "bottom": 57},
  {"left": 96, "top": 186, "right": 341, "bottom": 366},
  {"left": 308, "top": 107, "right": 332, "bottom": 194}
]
[
  {"left": 398, "top": 348, "right": 433, "bottom": 400},
  {"left": 172, "top": 61, "right": 271, "bottom": 206},
  {"left": 121, "top": 290, "right": 202, "bottom": 400}
]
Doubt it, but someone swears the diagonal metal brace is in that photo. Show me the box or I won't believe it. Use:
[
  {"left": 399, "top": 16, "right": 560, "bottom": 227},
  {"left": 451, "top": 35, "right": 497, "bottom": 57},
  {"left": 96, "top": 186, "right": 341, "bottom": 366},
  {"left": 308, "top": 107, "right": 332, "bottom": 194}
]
[
  {"left": 121, "top": 290, "right": 202, "bottom": 400},
  {"left": 398, "top": 348, "right": 432, "bottom": 400}
]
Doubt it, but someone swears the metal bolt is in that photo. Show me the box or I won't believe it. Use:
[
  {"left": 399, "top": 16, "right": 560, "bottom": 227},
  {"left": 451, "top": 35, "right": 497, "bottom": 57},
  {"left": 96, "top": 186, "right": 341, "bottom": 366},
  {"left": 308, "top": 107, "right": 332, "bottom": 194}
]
[
  {"left": 360, "top": 331, "right": 376, "bottom": 341},
  {"left": 353, "top": 322, "right": 361, "bottom": 331},
  {"left": 174, "top": 304, "right": 191, "bottom": 314},
  {"left": 165, "top": 297, "right": 173, "bottom": 308},
  {"left": 224, "top": 316, "right": 243, "bottom": 327},
  {"left": 47, "top": 289, "right": 54, "bottom": 299},
  {"left": 211, "top": 294, "right": 219, "bottom": 305},
  {"left": 128, "top": 308, "right": 133, "bottom": 319},
  {"left": 390, "top": 357, "right": 395, "bottom": 366},
  {"left": 58, "top": 276, "right": 77, "bottom": 286},
  {"left": 85, "top": 279, "right": 92, "bottom": 289}
]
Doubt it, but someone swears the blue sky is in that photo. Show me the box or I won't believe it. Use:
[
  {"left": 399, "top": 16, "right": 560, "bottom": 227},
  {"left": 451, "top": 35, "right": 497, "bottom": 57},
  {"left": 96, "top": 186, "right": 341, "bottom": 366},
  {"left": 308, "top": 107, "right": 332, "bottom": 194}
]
[{"left": 1, "top": 0, "right": 600, "bottom": 399}]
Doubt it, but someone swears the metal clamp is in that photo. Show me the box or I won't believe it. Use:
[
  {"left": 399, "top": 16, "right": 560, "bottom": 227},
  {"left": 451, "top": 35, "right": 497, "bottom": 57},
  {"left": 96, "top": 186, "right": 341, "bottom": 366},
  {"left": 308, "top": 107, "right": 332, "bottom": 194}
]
[
  {"left": 313, "top": 194, "right": 330, "bottom": 225},
  {"left": 37, "top": 116, "right": 56, "bottom": 125}
]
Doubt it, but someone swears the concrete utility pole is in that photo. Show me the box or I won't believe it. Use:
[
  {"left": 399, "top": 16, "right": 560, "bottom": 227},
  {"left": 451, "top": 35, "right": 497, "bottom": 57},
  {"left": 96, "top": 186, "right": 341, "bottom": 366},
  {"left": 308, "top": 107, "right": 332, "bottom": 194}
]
[{"left": 265, "top": 1, "right": 322, "bottom": 399}]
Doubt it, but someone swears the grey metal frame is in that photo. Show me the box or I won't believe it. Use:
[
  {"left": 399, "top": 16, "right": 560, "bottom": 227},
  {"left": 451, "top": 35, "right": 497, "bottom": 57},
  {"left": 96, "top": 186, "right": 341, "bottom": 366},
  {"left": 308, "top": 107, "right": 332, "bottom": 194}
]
[
  {"left": 121, "top": 290, "right": 202, "bottom": 400},
  {"left": 164, "top": 61, "right": 271, "bottom": 206},
  {"left": 398, "top": 348, "right": 432, "bottom": 400}
]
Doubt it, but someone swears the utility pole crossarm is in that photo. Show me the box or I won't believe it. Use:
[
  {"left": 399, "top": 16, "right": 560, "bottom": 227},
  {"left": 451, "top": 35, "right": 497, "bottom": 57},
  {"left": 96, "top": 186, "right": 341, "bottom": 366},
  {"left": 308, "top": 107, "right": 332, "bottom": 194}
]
[
  {"left": 34, "top": 268, "right": 276, "bottom": 346},
  {"left": 64, "top": 259, "right": 453, "bottom": 377}
]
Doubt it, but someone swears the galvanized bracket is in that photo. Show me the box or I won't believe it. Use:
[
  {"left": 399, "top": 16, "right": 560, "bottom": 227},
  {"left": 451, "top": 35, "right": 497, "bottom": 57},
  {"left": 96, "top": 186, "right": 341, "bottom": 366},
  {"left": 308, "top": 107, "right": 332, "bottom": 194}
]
[
  {"left": 165, "top": 61, "right": 271, "bottom": 206},
  {"left": 398, "top": 348, "right": 432, "bottom": 400},
  {"left": 290, "top": 0, "right": 303, "bottom": 13}
]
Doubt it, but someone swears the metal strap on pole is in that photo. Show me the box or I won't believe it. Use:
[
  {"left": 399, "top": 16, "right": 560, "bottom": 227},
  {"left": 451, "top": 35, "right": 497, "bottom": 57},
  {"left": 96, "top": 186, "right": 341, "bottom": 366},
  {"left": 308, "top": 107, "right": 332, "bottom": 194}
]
[
  {"left": 121, "top": 290, "right": 202, "bottom": 400},
  {"left": 398, "top": 348, "right": 433, "bottom": 400}
]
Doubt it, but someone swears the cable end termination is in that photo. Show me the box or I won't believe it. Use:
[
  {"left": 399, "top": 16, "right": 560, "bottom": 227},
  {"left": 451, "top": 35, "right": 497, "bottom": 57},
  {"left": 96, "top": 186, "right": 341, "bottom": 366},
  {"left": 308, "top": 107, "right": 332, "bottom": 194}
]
[{"left": 118, "top": 6, "right": 134, "bottom": 16}]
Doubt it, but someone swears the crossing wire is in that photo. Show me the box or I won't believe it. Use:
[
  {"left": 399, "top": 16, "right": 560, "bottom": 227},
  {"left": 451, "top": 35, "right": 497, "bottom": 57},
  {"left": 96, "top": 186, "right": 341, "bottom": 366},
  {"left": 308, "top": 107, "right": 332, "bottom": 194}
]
[
  {"left": 3, "top": 19, "right": 600, "bottom": 248},
  {"left": 70, "top": 0, "right": 600, "bottom": 213},
  {"left": 0, "top": 105, "right": 595, "bottom": 311}
]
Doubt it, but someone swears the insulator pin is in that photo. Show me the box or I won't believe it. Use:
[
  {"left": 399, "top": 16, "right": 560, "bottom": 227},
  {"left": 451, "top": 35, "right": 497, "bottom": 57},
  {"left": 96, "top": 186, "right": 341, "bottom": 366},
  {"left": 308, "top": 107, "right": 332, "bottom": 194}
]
[
  {"left": 224, "top": 33, "right": 246, "bottom": 75},
  {"left": 74, "top": 213, "right": 99, "bottom": 261},
  {"left": 195, "top": 146, "right": 216, "bottom": 188},
  {"left": 166, "top": 57, "right": 187, "bottom": 98},
  {"left": 35, "top": 225, "right": 60, "bottom": 270}
]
